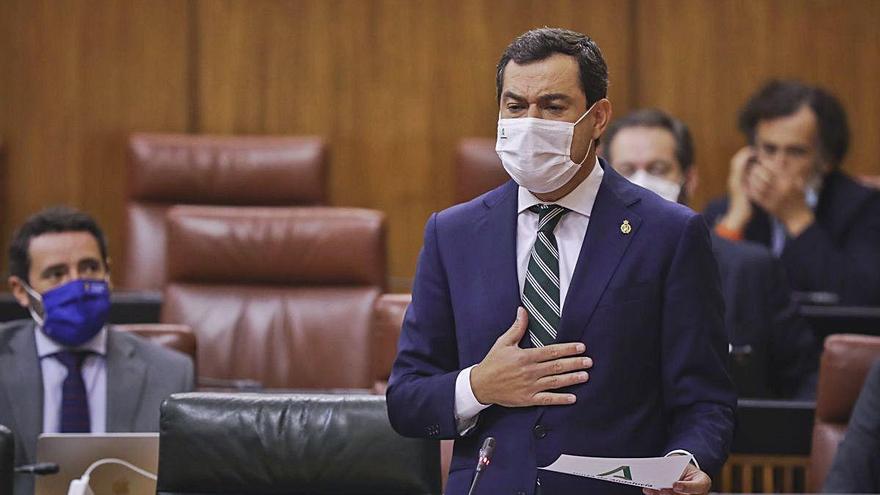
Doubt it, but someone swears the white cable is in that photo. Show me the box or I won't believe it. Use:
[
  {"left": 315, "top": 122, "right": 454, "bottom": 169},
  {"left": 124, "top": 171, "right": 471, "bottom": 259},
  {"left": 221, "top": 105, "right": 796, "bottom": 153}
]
[
  {"left": 82, "top": 457, "right": 157, "bottom": 480},
  {"left": 68, "top": 457, "right": 158, "bottom": 495}
]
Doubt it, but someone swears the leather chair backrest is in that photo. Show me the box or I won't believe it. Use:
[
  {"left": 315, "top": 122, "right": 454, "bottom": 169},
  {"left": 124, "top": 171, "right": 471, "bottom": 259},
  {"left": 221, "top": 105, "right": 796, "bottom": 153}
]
[
  {"left": 372, "top": 293, "right": 411, "bottom": 386},
  {"left": 0, "top": 424, "right": 13, "bottom": 495},
  {"left": 113, "top": 323, "right": 196, "bottom": 361},
  {"left": 123, "top": 133, "right": 327, "bottom": 290},
  {"left": 455, "top": 138, "right": 509, "bottom": 204},
  {"left": 161, "top": 205, "right": 386, "bottom": 389},
  {"left": 809, "top": 334, "right": 880, "bottom": 491},
  {"left": 157, "top": 393, "right": 440, "bottom": 495}
]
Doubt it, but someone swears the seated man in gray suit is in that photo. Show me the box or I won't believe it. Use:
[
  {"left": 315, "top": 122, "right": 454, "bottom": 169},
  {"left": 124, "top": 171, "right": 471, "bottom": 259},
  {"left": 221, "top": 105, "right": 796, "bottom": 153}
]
[
  {"left": 603, "top": 109, "right": 818, "bottom": 399},
  {"left": 0, "top": 207, "right": 194, "bottom": 495}
]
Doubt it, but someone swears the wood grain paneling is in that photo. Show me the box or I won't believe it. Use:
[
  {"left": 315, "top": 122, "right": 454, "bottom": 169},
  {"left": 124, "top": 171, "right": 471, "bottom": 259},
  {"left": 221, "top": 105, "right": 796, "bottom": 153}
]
[
  {"left": 0, "top": 0, "right": 191, "bottom": 277},
  {"left": 194, "top": 0, "right": 635, "bottom": 289},
  {"left": 634, "top": 0, "right": 880, "bottom": 210},
  {"left": 2, "top": 0, "right": 878, "bottom": 288}
]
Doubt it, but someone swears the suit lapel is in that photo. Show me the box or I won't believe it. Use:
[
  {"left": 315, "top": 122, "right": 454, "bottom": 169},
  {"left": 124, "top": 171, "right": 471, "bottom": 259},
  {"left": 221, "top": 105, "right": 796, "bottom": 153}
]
[
  {"left": 105, "top": 330, "right": 147, "bottom": 432},
  {"left": 556, "top": 167, "right": 642, "bottom": 344},
  {"left": 475, "top": 181, "right": 522, "bottom": 348},
  {"left": 0, "top": 322, "right": 43, "bottom": 461}
]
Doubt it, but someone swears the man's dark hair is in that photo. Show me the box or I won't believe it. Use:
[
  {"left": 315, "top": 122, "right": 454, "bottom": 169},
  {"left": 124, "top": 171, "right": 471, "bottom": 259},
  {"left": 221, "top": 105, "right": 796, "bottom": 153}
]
[
  {"left": 603, "top": 109, "right": 695, "bottom": 172},
  {"left": 496, "top": 27, "right": 608, "bottom": 108},
  {"left": 738, "top": 80, "right": 849, "bottom": 167},
  {"left": 8, "top": 206, "right": 109, "bottom": 282}
]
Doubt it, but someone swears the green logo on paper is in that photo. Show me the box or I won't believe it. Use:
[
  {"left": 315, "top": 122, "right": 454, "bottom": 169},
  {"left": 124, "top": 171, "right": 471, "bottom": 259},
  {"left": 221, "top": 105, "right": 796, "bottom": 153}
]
[{"left": 597, "top": 465, "right": 633, "bottom": 481}]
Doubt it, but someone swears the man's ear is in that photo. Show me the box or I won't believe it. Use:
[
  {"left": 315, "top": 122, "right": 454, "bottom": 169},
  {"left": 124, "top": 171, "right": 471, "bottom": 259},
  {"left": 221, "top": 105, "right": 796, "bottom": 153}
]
[
  {"left": 684, "top": 167, "right": 700, "bottom": 200},
  {"left": 591, "top": 98, "right": 613, "bottom": 139},
  {"left": 104, "top": 257, "right": 113, "bottom": 290},
  {"left": 8, "top": 276, "right": 30, "bottom": 308}
]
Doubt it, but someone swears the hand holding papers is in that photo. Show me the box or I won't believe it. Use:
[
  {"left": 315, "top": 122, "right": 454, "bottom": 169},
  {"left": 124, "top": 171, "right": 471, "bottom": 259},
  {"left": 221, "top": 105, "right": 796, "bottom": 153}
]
[{"left": 540, "top": 453, "right": 693, "bottom": 489}]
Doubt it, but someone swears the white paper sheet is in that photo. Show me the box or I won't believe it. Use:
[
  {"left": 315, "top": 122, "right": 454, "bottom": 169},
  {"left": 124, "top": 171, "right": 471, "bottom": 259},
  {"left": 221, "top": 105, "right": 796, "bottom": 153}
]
[{"left": 539, "top": 454, "right": 692, "bottom": 489}]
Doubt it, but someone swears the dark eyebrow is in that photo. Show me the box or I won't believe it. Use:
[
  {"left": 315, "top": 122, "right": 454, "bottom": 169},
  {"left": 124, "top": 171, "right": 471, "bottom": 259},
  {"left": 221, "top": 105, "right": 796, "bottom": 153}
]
[
  {"left": 501, "top": 90, "right": 527, "bottom": 102},
  {"left": 39, "top": 263, "right": 69, "bottom": 278},
  {"left": 77, "top": 257, "right": 102, "bottom": 267},
  {"left": 537, "top": 93, "right": 573, "bottom": 104}
]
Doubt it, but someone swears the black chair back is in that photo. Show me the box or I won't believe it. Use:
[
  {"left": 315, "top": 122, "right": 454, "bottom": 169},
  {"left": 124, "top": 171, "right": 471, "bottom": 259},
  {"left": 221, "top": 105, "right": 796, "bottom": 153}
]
[{"left": 157, "top": 393, "right": 441, "bottom": 495}]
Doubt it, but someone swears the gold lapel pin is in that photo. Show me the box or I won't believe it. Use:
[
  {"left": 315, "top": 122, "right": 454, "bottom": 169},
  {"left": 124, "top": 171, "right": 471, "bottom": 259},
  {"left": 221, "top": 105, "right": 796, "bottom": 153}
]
[{"left": 620, "top": 219, "right": 632, "bottom": 235}]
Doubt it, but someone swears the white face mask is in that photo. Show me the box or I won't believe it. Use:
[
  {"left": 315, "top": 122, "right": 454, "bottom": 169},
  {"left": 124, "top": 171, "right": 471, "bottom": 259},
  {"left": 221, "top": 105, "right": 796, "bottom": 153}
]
[
  {"left": 628, "top": 169, "right": 683, "bottom": 203},
  {"left": 495, "top": 103, "right": 597, "bottom": 194}
]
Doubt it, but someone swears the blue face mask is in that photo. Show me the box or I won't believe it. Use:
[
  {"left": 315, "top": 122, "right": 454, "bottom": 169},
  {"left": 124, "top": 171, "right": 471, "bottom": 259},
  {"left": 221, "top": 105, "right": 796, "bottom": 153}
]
[{"left": 23, "top": 279, "right": 111, "bottom": 347}]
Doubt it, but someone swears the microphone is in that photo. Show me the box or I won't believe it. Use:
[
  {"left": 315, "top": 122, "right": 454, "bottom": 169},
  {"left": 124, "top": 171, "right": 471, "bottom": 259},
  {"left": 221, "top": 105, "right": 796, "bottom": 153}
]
[
  {"left": 14, "top": 462, "right": 60, "bottom": 475},
  {"left": 467, "top": 437, "right": 496, "bottom": 495}
]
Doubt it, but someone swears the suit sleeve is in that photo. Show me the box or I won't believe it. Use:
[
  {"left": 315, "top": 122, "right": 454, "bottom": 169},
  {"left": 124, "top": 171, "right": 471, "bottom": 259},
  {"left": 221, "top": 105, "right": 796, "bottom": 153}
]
[
  {"left": 661, "top": 214, "right": 737, "bottom": 476},
  {"left": 702, "top": 197, "right": 729, "bottom": 228},
  {"left": 823, "top": 361, "right": 880, "bottom": 493},
  {"left": 781, "top": 196, "right": 880, "bottom": 304},
  {"left": 386, "top": 213, "right": 462, "bottom": 439}
]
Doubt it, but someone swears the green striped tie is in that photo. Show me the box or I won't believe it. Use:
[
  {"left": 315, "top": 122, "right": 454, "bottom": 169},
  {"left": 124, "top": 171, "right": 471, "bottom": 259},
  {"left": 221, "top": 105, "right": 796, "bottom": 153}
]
[{"left": 523, "top": 204, "right": 569, "bottom": 348}]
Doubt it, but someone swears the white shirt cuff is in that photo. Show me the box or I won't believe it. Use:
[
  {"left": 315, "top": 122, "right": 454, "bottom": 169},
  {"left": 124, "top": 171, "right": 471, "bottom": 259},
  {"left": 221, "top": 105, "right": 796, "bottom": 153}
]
[
  {"left": 665, "top": 449, "right": 699, "bottom": 470},
  {"left": 454, "top": 366, "right": 491, "bottom": 435}
]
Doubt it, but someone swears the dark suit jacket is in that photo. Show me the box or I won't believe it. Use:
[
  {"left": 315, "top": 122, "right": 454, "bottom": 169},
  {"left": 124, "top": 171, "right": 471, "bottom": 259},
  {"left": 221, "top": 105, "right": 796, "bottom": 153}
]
[
  {"left": 387, "top": 160, "right": 737, "bottom": 495},
  {"left": 712, "top": 234, "right": 818, "bottom": 399},
  {"left": 704, "top": 171, "right": 880, "bottom": 305},
  {"left": 823, "top": 360, "right": 880, "bottom": 493},
  {"left": 0, "top": 319, "right": 194, "bottom": 495}
]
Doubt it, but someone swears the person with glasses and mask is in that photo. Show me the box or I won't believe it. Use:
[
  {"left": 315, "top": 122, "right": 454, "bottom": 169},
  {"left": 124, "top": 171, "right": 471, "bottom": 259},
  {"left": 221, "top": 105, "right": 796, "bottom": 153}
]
[
  {"left": 604, "top": 108, "right": 818, "bottom": 401},
  {"left": 0, "top": 206, "right": 193, "bottom": 495},
  {"left": 705, "top": 81, "right": 880, "bottom": 305},
  {"left": 387, "top": 28, "right": 735, "bottom": 495}
]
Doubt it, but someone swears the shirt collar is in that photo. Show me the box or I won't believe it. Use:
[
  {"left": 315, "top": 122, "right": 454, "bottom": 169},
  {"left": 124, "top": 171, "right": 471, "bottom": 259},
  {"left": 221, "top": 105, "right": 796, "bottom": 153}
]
[
  {"left": 517, "top": 157, "right": 604, "bottom": 217},
  {"left": 35, "top": 325, "right": 108, "bottom": 359}
]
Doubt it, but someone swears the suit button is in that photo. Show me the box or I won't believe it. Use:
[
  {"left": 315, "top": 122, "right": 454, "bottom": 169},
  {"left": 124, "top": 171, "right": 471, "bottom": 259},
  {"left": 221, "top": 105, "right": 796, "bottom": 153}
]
[
  {"left": 533, "top": 424, "right": 547, "bottom": 439},
  {"left": 516, "top": 491, "right": 526, "bottom": 495}
]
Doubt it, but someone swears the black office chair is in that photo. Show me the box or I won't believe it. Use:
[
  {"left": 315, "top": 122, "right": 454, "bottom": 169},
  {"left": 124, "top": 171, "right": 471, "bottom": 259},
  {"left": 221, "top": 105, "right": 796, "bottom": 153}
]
[
  {"left": 157, "top": 393, "right": 441, "bottom": 495},
  {"left": 1, "top": 424, "right": 13, "bottom": 495}
]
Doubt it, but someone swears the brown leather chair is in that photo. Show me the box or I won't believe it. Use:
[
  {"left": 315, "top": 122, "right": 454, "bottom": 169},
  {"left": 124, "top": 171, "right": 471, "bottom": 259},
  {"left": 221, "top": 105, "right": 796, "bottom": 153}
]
[
  {"left": 372, "top": 293, "right": 411, "bottom": 389},
  {"left": 455, "top": 138, "right": 509, "bottom": 203},
  {"left": 113, "top": 323, "right": 196, "bottom": 362},
  {"left": 859, "top": 174, "right": 880, "bottom": 190},
  {"left": 369, "top": 293, "right": 453, "bottom": 492},
  {"left": 161, "top": 205, "right": 386, "bottom": 390},
  {"left": 123, "top": 133, "right": 327, "bottom": 290},
  {"left": 809, "top": 334, "right": 880, "bottom": 491}
]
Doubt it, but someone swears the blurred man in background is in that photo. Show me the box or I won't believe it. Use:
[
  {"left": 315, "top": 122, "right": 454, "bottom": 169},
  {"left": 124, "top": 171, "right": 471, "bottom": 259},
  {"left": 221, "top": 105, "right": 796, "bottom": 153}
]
[
  {"left": 0, "top": 207, "right": 193, "bottom": 495},
  {"left": 604, "top": 108, "right": 818, "bottom": 399},
  {"left": 705, "top": 81, "right": 880, "bottom": 305}
]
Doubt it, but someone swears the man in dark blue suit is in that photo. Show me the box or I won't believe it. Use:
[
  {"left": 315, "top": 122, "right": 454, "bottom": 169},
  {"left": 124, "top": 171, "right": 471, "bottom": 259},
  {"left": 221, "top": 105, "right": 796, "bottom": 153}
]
[
  {"left": 704, "top": 81, "right": 880, "bottom": 305},
  {"left": 604, "top": 109, "right": 818, "bottom": 400},
  {"left": 386, "top": 28, "right": 736, "bottom": 495}
]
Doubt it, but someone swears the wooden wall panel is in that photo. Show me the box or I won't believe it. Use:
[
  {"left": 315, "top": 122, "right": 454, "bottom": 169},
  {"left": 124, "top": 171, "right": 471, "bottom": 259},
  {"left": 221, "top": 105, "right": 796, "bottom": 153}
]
[
  {"left": 634, "top": 0, "right": 880, "bottom": 210},
  {"left": 194, "top": 0, "right": 635, "bottom": 290},
  {"left": 2, "top": 0, "right": 878, "bottom": 289},
  {"left": 0, "top": 0, "right": 191, "bottom": 278}
]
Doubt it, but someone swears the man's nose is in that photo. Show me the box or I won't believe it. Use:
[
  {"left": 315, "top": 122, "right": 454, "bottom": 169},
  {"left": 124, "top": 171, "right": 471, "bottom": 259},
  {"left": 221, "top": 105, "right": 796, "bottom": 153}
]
[{"left": 526, "top": 105, "right": 542, "bottom": 118}]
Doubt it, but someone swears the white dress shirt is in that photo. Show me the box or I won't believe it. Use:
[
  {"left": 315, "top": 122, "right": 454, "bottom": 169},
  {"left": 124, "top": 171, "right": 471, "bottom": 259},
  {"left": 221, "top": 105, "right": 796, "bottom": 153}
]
[{"left": 35, "top": 326, "right": 108, "bottom": 434}]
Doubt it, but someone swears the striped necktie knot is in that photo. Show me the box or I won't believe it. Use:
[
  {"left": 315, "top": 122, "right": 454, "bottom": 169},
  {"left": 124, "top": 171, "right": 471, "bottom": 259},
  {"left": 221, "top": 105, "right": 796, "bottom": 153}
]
[{"left": 529, "top": 204, "right": 569, "bottom": 234}]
